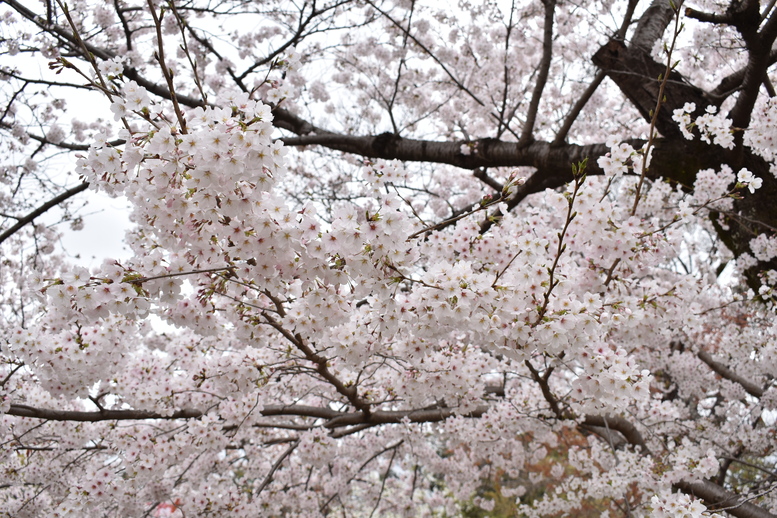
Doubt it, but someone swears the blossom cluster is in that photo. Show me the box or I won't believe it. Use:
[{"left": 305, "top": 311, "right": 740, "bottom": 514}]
[
  {"left": 750, "top": 232, "right": 777, "bottom": 262},
  {"left": 570, "top": 345, "right": 653, "bottom": 412},
  {"left": 650, "top": 492, "right": 721, "bottom": 518},
  {"left": 672, "top": 102, "right": 734, "bottom": 148},
  {"left": 597, "top": 139, "right": 644, "bottom": 177},
  {"left": 3, "top": 2, "right": 777, "bottom": 517},
  {"left": 744, "top": 96, "right": 777, "bottom": 175}
]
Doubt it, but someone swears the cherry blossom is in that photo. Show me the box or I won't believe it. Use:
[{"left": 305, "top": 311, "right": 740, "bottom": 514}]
[{"left": 1, "top": 0, "right": 777, "bottom": 517}]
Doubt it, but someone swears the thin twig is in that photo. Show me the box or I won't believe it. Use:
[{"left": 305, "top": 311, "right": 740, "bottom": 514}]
[
  {"left": 126, "top": 266, "right": 236, "bottom": 285},
  {"left": 630, "top": 6, "right": 682, "bottom": 216},
  {"left": 255, "top": 440, "right": 299, "bottom": 495},
  {"left": 147, "top": 0, "right": 187, "bottom": 133}
]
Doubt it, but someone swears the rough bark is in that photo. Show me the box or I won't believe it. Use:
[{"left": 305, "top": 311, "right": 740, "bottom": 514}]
[
  {"left": 591, "top": 39, "right": 708, "bottom": 139},
  {"left": 592, "top": 2, "right": 777, "bottom": 290},
  {"left": 675, "top": 479, "right": 777, "bottom": 518}
]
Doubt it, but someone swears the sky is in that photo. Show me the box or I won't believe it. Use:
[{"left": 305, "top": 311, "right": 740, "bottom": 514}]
[{"left": 56, "top": 191, "right": 133, "bottom": 267}]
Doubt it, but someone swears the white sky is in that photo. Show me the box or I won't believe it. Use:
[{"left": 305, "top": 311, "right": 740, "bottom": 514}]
[{"left": 56, "top": 192, "right": 133, "bottom": 267}]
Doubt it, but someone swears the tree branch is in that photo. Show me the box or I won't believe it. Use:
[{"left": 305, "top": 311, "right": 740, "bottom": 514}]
[
  {"left": 525, "top": 360, "right": 564, "bottom": 419},
  {"left": 580, "top": 411, "right": 776, "bottom": 517},
  {"left": 6, "top": 403, "right": 203, "bottom": 421},
  {"left": 6, "top": 402, "right": 488, "bottom": 430},
  {"left": 697, "top": 350, "right": 765, "bottom": 398},
  {"left": 674, "top": 479, "right": 777, "bottom": 518},
  {"left": 518, "top": 0, "right": 555, "bottom": 146},
  {"left": 255, "top": 440, "right": 299, "bottom": 496},
  {"left": 552, "top": 70, "right": 606, "bottom": 145},
  {"left": 281, "top": 130, "right": 612, "bottom": 173},
  {"left": 631, "top": 0, "right": 683, "bottom": 51},
  {"left": 707, "top": 49, "right": 777, "bottom": 103},
  {"left": 260, "top": 312, "right": 372, "bottom": 415},
  {"left": 580, "top": 414, "right": 649, "bottom": 454},
  {"left": 0, "top": 182, "right": 89, "bottom": 245},
  {"left": 685, "top": 7, "right": 734, "bottom": 25}
]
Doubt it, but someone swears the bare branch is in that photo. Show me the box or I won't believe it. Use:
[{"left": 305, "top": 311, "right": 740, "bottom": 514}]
[
  {"left": 6, "top": 402, "right": 488, "bottom": 430},
  {"left": 0, "top": 182, "right": 89, "bottom": 246},
  {"left": 518, "top": 0, "right": 555, "bottom": 146},
  {"left": 552, "top": 70, "right": 605, "bottom": 145},
  {"left": 255, "top": 440, "right": 299, "bottom": 496},
  {"left": 7, "top": 403, "right": 204, "bottom": 421},
  {"left": 147, "top": 0, "right": 187, "bottom": 133},
  {"left": 260, "top": 312, "right": 372, "bottom": 414}
]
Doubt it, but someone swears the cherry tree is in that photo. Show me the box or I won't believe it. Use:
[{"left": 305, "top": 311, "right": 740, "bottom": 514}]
[{"left": 1, "top": 0, "right": 777, "bottom": 515}]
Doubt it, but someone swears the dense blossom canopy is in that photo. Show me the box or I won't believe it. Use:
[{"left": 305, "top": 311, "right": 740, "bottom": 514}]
[{"left": 1, "top": 0, "right": 777, "bottom": 516}]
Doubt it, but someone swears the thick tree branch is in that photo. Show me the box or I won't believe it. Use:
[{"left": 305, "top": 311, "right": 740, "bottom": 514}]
[
  {"left": 5, "top": 402, "right": 488, "bottom": 429},
  {"left": 473, "top": 168, "right": 504, "bottom": 192},
  {"left": 525, "top": 360, "right": 564, "bottom": 418},
  {"left": 685, "top": 7, "right": 734, "bottom": 25},
  {"left": 580, "top": 414, "right": 649, "bottom": 454},
  {"left": 729, "top": 32, "right": 777, "bottom": 132},
  {"left": 282, "top": 131, "right": 611, "bottom": 172},
  {"left": 6, "top": 403, "right": 350, "bottom": 422},
  {"left": 631, "top": 0, "right": 683, "bottom": 51},
  {"left": 323, "top": 405, "right": 489, "bottom": 429},
  {"left": 697, "top": 350, "right": 765, "bottom": 398},
  {"left": 579, "top": 410, "right": 775, "bottom": 518},
  {"left": 578, "top": 424, "right": 628, "bottom": 449},
  {"left": 592, "top": 38, "right": 707, "bottom": 139},
  {"left": 675, "top": 479, "right": 777, "bottom": 518},
  {"left": 684, "top": 0, "right": 776, "bottom": 134},
  {"left": 6, "top": 403, "right": 204, "bottom": 421},
  {"left": 592, "top": 3, "right": 777, "bottom": 291},
  {"left": 518, "top": 0, "right": 555, "bottom": 146},
  {"left": 707, "top": 49, "right": 777, "bottom": 103}
]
